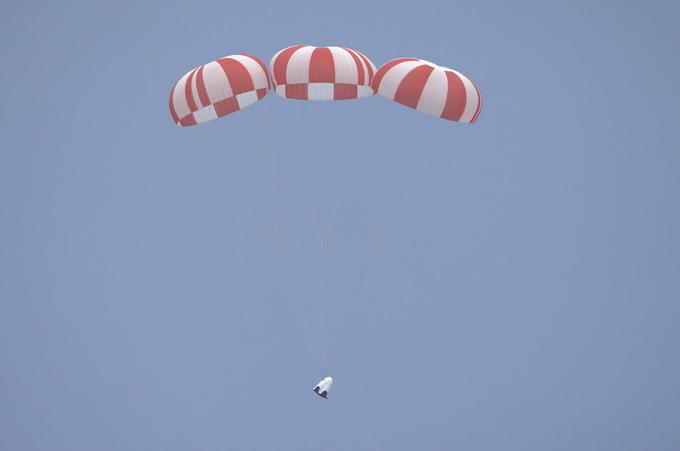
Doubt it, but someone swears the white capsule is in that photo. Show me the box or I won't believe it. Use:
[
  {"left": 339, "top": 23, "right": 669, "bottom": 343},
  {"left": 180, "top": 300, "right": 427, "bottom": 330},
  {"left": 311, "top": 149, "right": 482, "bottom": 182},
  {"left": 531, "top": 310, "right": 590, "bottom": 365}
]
[{"left": 313, "top": 377, "right": 333, "bottom": 399}]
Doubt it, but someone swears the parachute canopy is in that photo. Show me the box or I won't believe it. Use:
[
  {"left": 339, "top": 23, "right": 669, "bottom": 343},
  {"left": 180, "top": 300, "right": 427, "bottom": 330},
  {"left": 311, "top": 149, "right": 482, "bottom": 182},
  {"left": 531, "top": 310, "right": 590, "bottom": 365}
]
[
  {"left": 169, "top": 54, "right": 271, "bottom": 126},
  {"left": 270, "top": 45, "right": 377, "bottom": 100},
  {"left": 371, "top": 58, "right": 481, "bottom": 123}
]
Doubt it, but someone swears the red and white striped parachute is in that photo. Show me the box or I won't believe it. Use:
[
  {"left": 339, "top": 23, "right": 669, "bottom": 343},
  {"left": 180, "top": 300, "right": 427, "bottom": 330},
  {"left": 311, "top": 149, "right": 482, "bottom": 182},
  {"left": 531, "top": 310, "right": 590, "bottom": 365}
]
[
  {"left": 169, "top": 54, "right": 270, "bottom": 127},
  {"left": 269, "top": 45, "right": 377, "bottom": 100},
  {"left": 371, "top": 58, "right": 481, "bottom": 123}
]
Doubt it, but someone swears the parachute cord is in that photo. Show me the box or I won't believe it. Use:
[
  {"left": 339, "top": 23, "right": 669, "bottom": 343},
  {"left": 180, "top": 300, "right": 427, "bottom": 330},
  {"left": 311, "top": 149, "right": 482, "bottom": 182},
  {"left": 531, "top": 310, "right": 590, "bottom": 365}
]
[
  {"left": 320, "top": 186, "right": 343, "bottom": 376},
  {"left": 302, "top": 183, "right": 326, "bottom": 258},
  {"left": 295, "top": 162, "right": 345, "bottom": 379},
  {"left": 271, "top": 148, "right": 281, "bottom": 258},
  {"left": 320, "top": 177, "right": 344, "bottom": 377},
  {"left": 295, "top": 163, "right": 325, "bottom": 373},
  {"left": 268, "top": 148, "right": 319, "bottom": 376},
  {"left": 300, "top": 167, "right": 344, "bottom": 259},
  {"left": 319, "top": 259, "right": 332, "bottom": 377}
]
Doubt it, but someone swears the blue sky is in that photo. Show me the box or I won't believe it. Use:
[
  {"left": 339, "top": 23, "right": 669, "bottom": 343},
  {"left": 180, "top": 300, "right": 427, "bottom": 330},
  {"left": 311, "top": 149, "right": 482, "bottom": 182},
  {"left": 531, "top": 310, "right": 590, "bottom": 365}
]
[{"left": 1, "top": 0, "right": 679, "bottom": 450}]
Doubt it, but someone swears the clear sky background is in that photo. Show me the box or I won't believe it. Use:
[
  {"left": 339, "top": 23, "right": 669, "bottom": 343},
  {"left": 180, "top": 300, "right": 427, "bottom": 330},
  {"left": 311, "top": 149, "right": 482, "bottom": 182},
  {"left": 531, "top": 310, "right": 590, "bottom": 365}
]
[{"left": 1, "top": 1, "right": 679, "bottom": 450}]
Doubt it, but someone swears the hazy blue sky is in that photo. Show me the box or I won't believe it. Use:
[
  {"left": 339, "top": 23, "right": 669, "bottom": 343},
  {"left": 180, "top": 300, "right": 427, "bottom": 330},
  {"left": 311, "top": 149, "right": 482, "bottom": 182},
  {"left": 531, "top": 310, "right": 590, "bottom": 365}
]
[{"left": 1, "top": 0, "right": 679, "bottom": 450}]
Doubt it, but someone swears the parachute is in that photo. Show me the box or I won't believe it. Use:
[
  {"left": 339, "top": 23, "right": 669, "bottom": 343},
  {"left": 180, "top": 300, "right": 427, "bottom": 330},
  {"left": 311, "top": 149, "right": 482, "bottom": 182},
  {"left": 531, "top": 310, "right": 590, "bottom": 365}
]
[
  {"left": 169, "top": 51, "right": 482, "bottom": 125},
  {"left": 269, "top": 45, "right": 377, "bottom": 100},
  {"left": 169, "top": 54, "right": 271, "bottom": 126},
  {"left": 371, "top": 58, "right": 482, "bottom": 123},
  {"left": 167, "top": 48, "right": 482, "bottom": 398}
]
